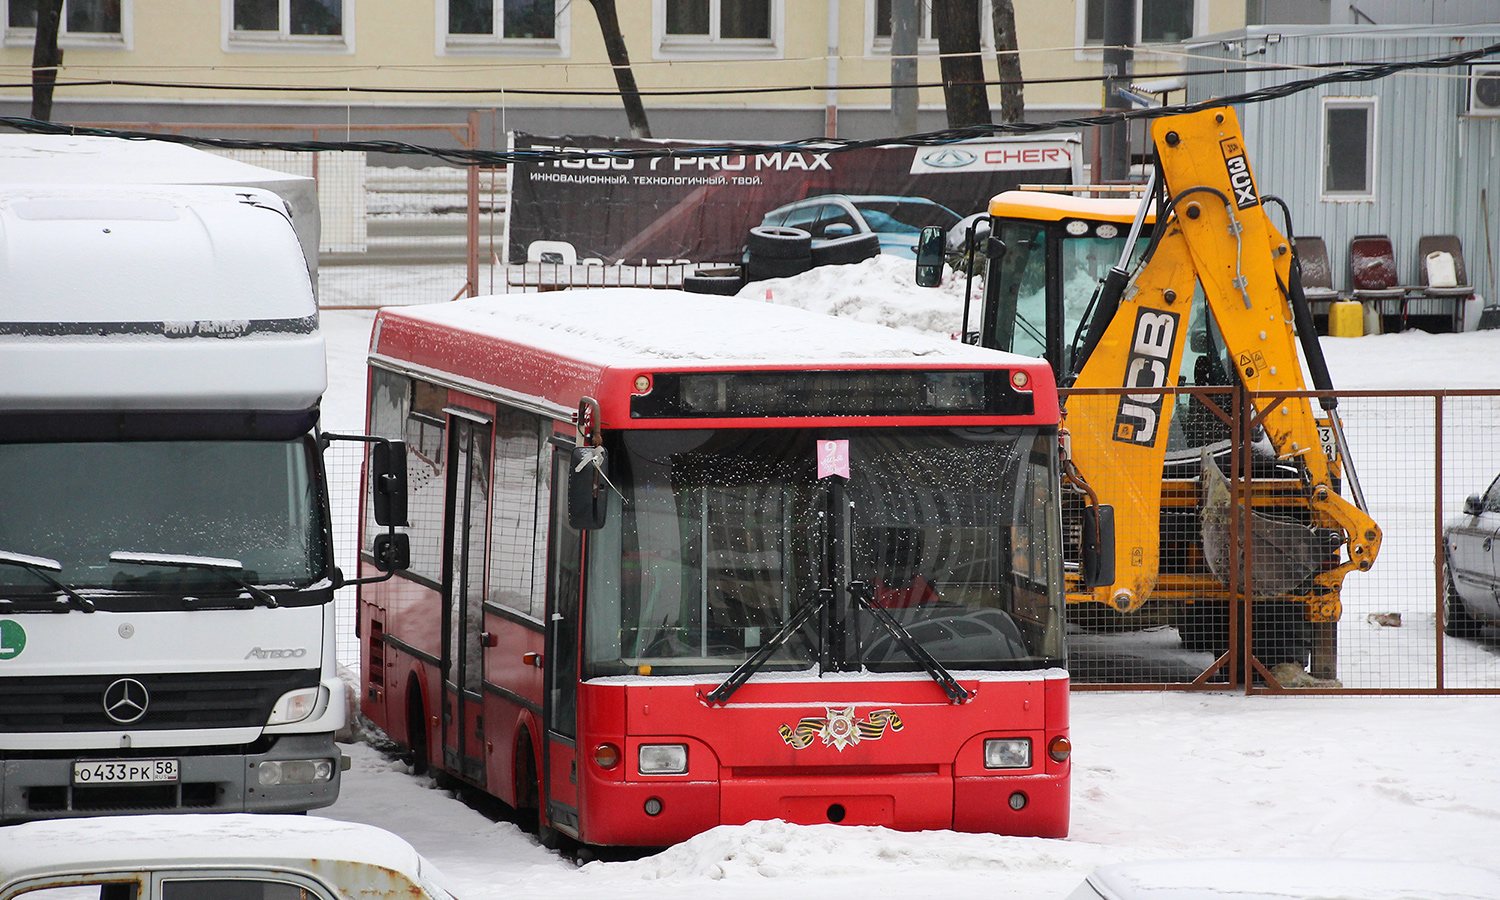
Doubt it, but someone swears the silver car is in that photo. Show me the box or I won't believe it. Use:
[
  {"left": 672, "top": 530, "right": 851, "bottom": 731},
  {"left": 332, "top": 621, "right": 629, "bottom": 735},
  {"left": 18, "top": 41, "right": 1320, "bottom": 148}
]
[
  {"left": 1444, "top": 472, "right": 1500, "bottom": 637},
  {"left": 759, "top": 194, "right": 963, "bottom": 258}
]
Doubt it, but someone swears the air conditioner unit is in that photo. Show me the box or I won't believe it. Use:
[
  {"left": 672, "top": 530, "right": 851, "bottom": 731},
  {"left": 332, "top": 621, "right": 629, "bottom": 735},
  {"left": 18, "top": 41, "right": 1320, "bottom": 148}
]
[{"left": 1469, "top": 64, "right": 1500, "bottom": 116}]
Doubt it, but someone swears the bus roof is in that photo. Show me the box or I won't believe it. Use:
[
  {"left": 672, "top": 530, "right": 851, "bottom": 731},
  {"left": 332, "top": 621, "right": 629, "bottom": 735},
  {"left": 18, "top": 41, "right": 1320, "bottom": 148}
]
[
  {"left": 372, "top": 289, "right": 1058, "bottom": 427},
  {"left": 987, "top": 190, "right": 1154, "bottom": 224}
]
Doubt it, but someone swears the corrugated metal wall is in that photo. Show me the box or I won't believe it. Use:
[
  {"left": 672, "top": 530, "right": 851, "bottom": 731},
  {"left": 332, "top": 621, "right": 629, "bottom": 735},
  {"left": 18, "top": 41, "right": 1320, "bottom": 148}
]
[{"left": 1183, "top": 27, "right": 1500, "bottom": 312}]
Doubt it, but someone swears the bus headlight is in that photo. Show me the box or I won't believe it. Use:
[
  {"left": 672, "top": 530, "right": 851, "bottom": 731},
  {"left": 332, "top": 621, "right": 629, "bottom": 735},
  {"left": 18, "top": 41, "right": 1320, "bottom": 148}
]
[
  {"left": 267, "top": 687, "right": 322, "bottom": 725},
  {"left": 984, "top": 738, "right": 1032, "bottom": 769},
  {"left": 257, "top": 758, "right": 334, "bottom": 785},
  {"left": 638, "top": 743, "right": 688, "bottom": 775}
]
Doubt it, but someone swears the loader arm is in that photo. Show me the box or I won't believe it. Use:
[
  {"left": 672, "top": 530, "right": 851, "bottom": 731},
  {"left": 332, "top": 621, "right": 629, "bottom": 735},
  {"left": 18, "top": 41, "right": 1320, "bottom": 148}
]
[{"left": 1151, "top": 108, "right": 1382, "bottom": 619}]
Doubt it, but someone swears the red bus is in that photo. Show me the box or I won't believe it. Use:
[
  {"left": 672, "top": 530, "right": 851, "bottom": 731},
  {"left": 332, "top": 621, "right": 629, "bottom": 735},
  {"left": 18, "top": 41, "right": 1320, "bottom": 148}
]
[{"left": 357, "top": 289, "right": 1071, "bottom": 846}]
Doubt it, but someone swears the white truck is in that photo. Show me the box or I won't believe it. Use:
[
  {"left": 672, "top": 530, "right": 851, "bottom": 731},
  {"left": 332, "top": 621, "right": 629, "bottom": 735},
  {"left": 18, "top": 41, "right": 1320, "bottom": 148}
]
[{"left": 0, "top": 180, "right": 406, "bottom": 820}]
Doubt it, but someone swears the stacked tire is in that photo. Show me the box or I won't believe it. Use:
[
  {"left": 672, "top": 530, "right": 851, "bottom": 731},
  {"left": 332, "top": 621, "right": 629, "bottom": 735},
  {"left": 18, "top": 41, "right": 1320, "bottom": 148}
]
[
  {"left": 810, "top": 231, "right": 881, "bottom": 267},
  {"left": 682, "top": 266, "right": 746, "bottom": 296},
  {"left": 746, "top": 226, "right": 813, "bottom": 282}
]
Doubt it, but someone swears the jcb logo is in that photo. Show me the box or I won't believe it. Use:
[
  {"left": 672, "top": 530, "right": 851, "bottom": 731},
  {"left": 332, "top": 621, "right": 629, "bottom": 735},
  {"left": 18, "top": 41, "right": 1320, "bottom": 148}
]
[
  {"left": 1113, "top": 309, "right": 1179, "bottom": 447},
  {"left": 1221, "top": 137, "right": 1259, "bottom": 209}
]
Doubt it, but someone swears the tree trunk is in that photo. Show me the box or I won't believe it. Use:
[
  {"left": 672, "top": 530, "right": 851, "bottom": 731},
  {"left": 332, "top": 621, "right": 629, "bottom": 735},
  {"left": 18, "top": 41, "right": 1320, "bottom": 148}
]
[
  {"left": 933, "top": 0, "right": 992, "bottom": 128},
  {"left": 990, "top": 0, "right": 1024, "bottom": 124},
  {"left": 31, "top": 0, "right": 64, "bottom": 122},
  {"left": 587, "top": 0, "right": 652, "bottom": 139}
]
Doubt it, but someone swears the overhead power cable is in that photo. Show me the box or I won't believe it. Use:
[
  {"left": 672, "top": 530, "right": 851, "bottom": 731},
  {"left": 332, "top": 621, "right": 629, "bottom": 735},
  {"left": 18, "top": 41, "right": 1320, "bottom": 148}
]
[{"left": 2, "top": 39, "right": 1496, "bottom": 166}]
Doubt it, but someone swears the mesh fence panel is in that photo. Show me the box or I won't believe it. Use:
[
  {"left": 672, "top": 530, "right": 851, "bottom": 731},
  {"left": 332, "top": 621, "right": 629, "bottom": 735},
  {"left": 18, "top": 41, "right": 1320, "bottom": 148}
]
[{"left": 324, "top": 440, "right": 367, "bottom": 671}]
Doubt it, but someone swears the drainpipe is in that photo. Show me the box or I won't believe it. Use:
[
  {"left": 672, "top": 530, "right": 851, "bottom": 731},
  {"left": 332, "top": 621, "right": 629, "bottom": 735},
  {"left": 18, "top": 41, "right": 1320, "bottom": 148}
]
[
  {"left": 826, "top": 0, "right": 840, "bottom": 138},
  {"left": 891, "top": 0, "right": 919, "bottom": 135}
]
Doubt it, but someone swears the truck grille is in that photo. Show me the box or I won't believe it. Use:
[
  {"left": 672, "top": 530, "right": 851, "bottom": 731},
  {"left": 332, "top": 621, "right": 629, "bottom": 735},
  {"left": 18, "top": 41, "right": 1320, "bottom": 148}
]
[{"left": 0, "top": 670, "right": 319, "bottom": 732}]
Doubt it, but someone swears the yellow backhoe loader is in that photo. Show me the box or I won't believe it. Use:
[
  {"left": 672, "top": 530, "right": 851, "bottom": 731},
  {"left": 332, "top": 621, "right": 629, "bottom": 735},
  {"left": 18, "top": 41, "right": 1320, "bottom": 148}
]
[{"left": 917, "top": 106, "right": 1381, "bottom": 681}]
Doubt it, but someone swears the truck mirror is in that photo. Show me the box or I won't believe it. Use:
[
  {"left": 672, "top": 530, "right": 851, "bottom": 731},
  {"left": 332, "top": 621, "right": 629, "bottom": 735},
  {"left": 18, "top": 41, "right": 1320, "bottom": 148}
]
[
  {"left": 568, "top": 446, "right": 608, "bottom": 531},
  {"left": 372, "top": 532, "right": 410, "bottom": 572},
  {"left": 371, "top": 440, "right": 408, "bottom": 527},
  {"left": 1082, "top": 504, "right": 1116, "bottom": 589},
  {"left": 914, "top": 226, "right": 945, "bottom": 288}
]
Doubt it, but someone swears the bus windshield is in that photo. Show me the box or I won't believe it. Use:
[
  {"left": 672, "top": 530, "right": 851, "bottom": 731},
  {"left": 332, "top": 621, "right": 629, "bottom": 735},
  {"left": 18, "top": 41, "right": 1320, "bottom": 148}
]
[
  {"left": 0, "top": 439, "right": 326, "bottom": 600},
  {"left": 584, "top": 426, "right": 1064, "bottom": 678}
]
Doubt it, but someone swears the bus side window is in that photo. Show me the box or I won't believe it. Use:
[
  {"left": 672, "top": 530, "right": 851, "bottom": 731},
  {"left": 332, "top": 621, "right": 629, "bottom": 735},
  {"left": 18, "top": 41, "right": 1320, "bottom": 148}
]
[{"left": 489, "top": 407, "right": 546, "bottom": 618}]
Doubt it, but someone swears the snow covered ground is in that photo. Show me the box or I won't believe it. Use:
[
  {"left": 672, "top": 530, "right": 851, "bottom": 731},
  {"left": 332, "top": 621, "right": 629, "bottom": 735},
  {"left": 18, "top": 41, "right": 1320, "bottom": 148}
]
[{"left": 312, "top": 260, "right": 1500, "bottom": 899}]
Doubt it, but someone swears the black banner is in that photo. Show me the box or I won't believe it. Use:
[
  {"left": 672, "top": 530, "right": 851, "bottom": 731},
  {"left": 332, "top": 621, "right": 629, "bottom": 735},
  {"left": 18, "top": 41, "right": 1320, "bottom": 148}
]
[{"left": 506, "top": 132, "right": 1081, "bottom": 265}]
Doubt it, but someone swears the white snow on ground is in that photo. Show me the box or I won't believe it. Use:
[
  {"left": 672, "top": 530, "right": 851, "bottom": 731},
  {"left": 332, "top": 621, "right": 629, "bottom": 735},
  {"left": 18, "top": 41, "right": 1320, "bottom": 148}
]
[{"left": 314, "top": 258, "right": 1500, "bottom": 900}]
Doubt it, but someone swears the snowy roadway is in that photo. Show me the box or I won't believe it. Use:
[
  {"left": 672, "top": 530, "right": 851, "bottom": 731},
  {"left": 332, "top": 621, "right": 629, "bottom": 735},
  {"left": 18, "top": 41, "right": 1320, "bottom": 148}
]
[{"left": 313, "top": 270, "right": 1500, "bottom": 899}]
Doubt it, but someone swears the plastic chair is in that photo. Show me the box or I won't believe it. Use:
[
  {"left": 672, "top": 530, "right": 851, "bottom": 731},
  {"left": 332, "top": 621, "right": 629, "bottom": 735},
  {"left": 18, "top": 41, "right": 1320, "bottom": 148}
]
[
  {"left": 1412, "top": 235, "right": 1473, "bottom": 332},
  {"left": 1292, "top": 236, "right": 1340, "bottom": 334},
  {"left": 1348, "top": 235, "right": 1409, "bottom": 333}
]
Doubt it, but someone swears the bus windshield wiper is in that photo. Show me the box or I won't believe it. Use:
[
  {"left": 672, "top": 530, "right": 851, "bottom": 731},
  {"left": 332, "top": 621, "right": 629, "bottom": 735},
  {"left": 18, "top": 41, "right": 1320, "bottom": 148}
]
[
  {"left": 109, "top": 551, "right": 280, "bottom": 608},
  {"left": 0, "top": 550, "right": 96, "bottom": 612},
  {"left": 847, "top": 582, "right": 973, "bottom": 704},
  {"left": 705, "top": 589, "right": 829, "bottom": 705}
]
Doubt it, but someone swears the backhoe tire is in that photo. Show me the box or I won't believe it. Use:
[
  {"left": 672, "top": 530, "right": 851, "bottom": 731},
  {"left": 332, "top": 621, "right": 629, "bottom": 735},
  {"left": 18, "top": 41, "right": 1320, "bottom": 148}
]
[
  {"left": 1444, "top": 567, "right": 1482, "bottom": 638},
  {"left": 1178, "top": 603, "right": 1228, "bottom": 655}
]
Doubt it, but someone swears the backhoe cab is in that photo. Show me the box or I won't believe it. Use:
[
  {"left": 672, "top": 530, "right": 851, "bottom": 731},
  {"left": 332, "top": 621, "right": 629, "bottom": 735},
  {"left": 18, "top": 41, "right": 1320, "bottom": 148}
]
[{"left": 922, "top": 107, "right": 1381, "bottom": 682}]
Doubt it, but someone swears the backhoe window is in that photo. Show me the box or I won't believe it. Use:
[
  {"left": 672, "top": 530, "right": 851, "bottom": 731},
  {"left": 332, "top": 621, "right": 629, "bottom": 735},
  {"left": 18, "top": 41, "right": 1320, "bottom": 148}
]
[
  {"left": 1166, "top": 287, "right": 1236, "bottom": 457},
  {"left": 987, "top": 223, "right": 1048, "bottom": 359}
]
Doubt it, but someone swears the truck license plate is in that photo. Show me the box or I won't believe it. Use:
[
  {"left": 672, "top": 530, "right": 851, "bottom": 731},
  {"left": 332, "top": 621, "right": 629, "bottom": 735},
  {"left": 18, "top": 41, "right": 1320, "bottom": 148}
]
[{"left": 72, "top": 759, "right": 179, "bottom": 784}]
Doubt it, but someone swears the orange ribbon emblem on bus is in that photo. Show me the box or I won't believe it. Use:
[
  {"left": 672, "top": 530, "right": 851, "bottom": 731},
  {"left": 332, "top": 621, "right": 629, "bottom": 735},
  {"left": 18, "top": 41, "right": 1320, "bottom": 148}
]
[{"left": 778, "top": 707, "right": 904, "bottom": 751}]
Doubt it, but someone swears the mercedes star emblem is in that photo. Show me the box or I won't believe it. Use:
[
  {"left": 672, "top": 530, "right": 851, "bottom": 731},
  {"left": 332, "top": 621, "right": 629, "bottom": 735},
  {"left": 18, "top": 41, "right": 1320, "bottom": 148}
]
[{"left": 102, "top": 677, "right": 149, "bottom": 724}]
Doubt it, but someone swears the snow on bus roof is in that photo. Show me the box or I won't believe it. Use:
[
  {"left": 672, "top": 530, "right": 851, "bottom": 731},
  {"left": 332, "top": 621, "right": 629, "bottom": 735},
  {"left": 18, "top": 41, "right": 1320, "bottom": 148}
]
[{"left": 387, "top": 288, "right": 1039, "bottom": 369}]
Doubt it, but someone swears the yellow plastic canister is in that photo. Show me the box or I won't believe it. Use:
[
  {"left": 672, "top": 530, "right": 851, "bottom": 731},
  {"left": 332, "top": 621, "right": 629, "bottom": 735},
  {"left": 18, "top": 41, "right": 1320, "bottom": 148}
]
[{"left": 1329, "top": 300, "right": 1364, "bottom": 337}]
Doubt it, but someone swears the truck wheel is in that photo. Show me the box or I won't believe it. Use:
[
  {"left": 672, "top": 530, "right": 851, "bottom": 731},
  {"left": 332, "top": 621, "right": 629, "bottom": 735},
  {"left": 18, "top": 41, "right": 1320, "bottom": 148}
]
[
  {"left": 1444, "top": 567, "right": 1482, "bottom": 638},
  {"left": 811, "top": 232, "right": 881, "bottom": 267},
  {"left": 747, "top": 225, "right": 813, "bottom": 259}
]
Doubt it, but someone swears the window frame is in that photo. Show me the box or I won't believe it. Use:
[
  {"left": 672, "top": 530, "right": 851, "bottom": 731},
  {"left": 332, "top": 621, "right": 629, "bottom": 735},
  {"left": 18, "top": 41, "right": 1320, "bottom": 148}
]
[
  {"left": 1073, "top": 0, "right": 1205, "bottom": 58},
  {"left": 221, "top": 0, "right": 354, "bottom": 54},
  {"left": 653, "top": 0, "right": 783, "bottom": 61},
  {"left": 1319, "top": 95, "right": 1377, "bottom": 202},
  {"left": 435, "top": 0, "right": 569, "bottom": 58},
  {"left": 866, "top": 0, "right": 994, "bottom": 56},
  {"left": 2, "top": 0, "right": 132, "bottom": 51}
]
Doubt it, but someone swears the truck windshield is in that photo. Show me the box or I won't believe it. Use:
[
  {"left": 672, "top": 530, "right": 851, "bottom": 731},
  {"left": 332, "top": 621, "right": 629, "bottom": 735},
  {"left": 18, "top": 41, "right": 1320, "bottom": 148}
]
[
  {"left": 584, "top": 426, "right": 1064, "bottom": 678},
  {"left": 0, "top": 439, "right": 325, "bottom": 597}
]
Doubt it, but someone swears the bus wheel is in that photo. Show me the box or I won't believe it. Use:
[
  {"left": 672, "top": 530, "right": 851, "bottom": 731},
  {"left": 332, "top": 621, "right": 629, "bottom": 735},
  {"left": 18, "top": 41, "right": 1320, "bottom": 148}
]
[
  {"left": 406, "top": 684, "right": 429, "bottom": 776},
  {"left": 515, "top": 730, "right": 562, "bottom": 849}
]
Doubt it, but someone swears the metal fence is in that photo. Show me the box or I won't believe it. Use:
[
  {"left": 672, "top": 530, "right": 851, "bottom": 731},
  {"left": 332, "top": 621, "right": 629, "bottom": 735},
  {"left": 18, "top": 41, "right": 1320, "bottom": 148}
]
[{"left": 1065, "top": 386, "right": 1500, "bottom": 694}]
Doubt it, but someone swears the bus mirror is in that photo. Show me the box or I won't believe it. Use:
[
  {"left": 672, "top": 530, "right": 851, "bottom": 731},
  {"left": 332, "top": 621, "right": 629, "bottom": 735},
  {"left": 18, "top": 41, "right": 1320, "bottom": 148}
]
[
  {"left": 568, "top": 446, "right": 608, "bottom": 531},
  {"left": 914, "top": 225, "right": 945, "bottom": 288},
  {"left": 372, "top": 441, "right": 408, "bottom": 527},
  {"left": 1082, "top": 504, "right": 1116, "bottom": 589},
  {"left": 372, "top": 532, "right": 410, "bottom": 572}
]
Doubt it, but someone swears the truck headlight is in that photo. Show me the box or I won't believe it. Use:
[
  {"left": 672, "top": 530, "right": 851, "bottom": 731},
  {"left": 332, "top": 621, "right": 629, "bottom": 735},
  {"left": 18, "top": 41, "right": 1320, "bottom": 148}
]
[
  {"left": 258, "top": 758, "right": 334, "bottom": 785},
  {"left": 267, "top": 687, "right": 323, "bottom": 725},
  {"left": 638, "top": 743, "right": 688, "bottom": 775},
  {"left": 984, "top": 738, "right": 1032, "bottom": 769}
]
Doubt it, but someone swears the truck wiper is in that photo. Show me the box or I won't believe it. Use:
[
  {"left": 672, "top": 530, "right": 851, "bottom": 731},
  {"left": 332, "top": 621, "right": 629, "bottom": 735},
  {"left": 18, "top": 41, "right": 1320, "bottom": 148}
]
[
  {"left": 704, "top": 589, "right": 829, "bottom": 705},
  {"left": 847, "top": 582, "right": 973, "bottom": 704},
  {"left": 109, "top": 551, "right": 279, "bottom": 608},
  {"left": 0, "top": 550, "right": 95, "bottom": 612}
]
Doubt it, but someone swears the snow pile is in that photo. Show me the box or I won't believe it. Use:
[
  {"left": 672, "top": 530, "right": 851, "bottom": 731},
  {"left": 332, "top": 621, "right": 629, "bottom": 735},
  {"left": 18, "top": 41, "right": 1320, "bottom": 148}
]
[{"left": 737, "top": 254, "right": 972, "bottom": 339}]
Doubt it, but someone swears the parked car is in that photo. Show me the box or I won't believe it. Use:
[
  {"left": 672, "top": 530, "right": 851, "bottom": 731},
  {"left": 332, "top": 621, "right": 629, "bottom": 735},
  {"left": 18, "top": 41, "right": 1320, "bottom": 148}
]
[
  {"left": 1443, "top": 472, "right": 1500, "bottom": 637},
  {"left": 1066, "top": 858, "right": 1500, "bottom": 900},
  {"left": 0, "top": 815, "right": 458, "bottom": 900},
  {"left": 758, "top": 194, "right": 964, "bottom": 259}
]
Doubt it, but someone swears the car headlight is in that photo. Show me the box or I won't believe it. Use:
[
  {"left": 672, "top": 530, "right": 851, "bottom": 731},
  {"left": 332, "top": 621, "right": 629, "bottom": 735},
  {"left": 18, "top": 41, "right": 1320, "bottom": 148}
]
[
  {"left": 267, "top": 687, "right": 323, "bottom": 725},
  {"left": 984, "top": 737, "right": 1032, "bottom": 769},
  {"left": 638, "top": 743, "right": 688, "bottom": 775}
]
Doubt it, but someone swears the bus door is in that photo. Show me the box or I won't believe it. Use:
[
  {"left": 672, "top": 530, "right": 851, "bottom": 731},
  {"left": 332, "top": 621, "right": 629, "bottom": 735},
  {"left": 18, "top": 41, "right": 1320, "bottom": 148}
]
[
  {"left": 542, "top": 445, "right": 583, "bottom": 835},
  {"left": 442, "top": 409, "right": 491, "bottom": 786}
]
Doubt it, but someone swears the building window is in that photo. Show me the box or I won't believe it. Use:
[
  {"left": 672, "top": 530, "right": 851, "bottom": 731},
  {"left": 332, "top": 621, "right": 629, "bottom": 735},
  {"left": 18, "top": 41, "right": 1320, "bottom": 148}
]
[
  {"left": 4, "top": 0, "right": 130, "bottom": 49},
  {"left": 655, "top": 0, "right": 780, "bottom": 59},
  {"left": 1081, "top": 0, "right": 1198, "bottom": 45},
  {"left": 869, "top": 0, "right": 998, "bottom": 54},
  {"left": 439, "top": 0, "right": 566, "bottom": 55},
  {"left": 223, "top": 0, "right": 351, "bottom": 52},
  {"left": 1322, "top": 97, "right": 1376, "bottom": 199}
]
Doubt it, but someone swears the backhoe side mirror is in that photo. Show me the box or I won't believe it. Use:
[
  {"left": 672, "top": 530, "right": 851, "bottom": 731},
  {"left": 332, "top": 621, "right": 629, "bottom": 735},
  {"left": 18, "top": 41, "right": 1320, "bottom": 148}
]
[
  {"left": 1082, "top": 504, "right": 1116, "bottom": 589},
  {"left": 914, "top": 226, "right": 945, "bottom": 288}
]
